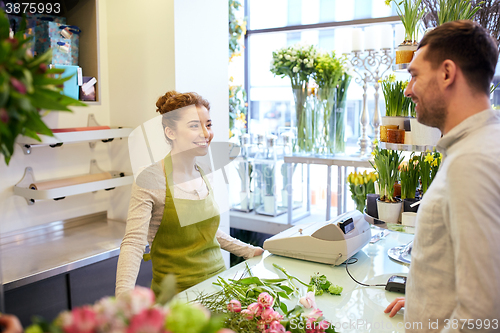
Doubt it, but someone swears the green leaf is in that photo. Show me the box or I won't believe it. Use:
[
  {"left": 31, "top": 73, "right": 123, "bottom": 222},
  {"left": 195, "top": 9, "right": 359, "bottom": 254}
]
[
  {"left": 279, "top": 302, "right": 288, "bottom": 314},
  {"left": 28, "top": 90, "right": 72, "bottom": 111},
  {"left": 24, "top": 112, "right": 53, "bottom": 137},
  {"left": 0, "top": 12, "right": 10, "bottom": 40},
  {"left": 260, "top": 278, "right": 287, "bottom": 284},
  {"left": 276, "top": 291, "right": 290, "bottom": 300},
  {"left": 22, "top": 127, "right": 43, "bottom": 141}
]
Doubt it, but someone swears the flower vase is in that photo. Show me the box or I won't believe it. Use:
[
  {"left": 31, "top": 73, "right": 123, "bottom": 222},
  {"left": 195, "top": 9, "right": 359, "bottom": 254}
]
[
  {"left": 292, "top": 86, "right": 313, "bottom": 155},
  {"left": 315, "top": 87, "right": 336, "bottom": 155},
  {"left": 377, "top": 199, "right": 403, "bottom": 224},
  {"left": 332, "top": 100, "right": 347, "bottom": 154}
]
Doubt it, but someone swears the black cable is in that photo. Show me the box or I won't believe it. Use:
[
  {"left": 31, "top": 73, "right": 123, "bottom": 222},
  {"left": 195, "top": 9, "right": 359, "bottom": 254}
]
[{"left": 343, "top": 257, "right": 387, "bottom": 287}]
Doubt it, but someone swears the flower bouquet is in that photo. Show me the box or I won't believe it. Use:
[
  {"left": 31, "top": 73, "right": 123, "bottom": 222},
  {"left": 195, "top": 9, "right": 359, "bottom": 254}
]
[
  {"left": 0, "top": 11, "right": 86, "bottom": 165},
  {"left": 313, "top": 51, "right": 344, "bottom": 154},
  {"left": 270, "top": 44, "right": 319, "bottom": 154},
  {"left": 25, "top": 286, "right": 230, "bottom": 333},
  {"left": 194, "top": 263, "right": 340, "bottom": 333},
  {"left": 347, "top": 170, "right": 377, "bottom": 212}
]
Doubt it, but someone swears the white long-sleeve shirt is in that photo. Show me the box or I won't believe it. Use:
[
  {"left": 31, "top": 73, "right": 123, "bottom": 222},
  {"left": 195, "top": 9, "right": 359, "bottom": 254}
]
[
  {"left": 115, "top": 160, "right": 258, "bottom": 298},
  {"left": 405, "top": 109, "right": 500, "bottom": 332}
]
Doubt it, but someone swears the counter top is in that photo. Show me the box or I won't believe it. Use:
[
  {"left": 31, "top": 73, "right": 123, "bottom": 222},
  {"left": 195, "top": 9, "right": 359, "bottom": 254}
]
[
  {"left": 178, "top": 227, "right": 413, "bottom": 333},
  {"left": 1, "top": 212, "right": 125, "bottom": 291}
]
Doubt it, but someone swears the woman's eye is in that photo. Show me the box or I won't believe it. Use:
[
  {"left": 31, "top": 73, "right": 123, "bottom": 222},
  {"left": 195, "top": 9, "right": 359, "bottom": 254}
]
[
  {"left": 207, "top": 123, "right": 212, "bottom": 128},
  {"left": 190, "top": 124, "right": 199, "bottom": 128}
]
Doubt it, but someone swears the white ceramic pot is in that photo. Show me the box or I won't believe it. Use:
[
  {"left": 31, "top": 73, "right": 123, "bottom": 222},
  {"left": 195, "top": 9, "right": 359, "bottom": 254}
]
[
  {"left": 239, "top": 192, "right": 249, "bottom": 210},
  {"left": 410, "top": 118, "right": 441, "bottom": 146},
  {"left": 402, "top": 212, "right": 417, "bottom": 227},
  {"left": 381, "top": 116, "right": 411, "bottom": 130},
  {"left": 404, "top": 131, "right": 413, "bottom": 145},
  {"left": 263, "top": 195, "right": 276, "bottom": 214},
  {"left": 377, "top": 199, "right": 403, "bottom": 224}
]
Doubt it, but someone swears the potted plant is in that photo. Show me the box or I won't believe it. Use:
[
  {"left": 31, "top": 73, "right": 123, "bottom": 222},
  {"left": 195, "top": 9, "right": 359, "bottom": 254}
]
[
  {"left": 387, "top": 0, "right": 426, "bottom": 64},
  {"left": 312, "top": 51, "right": 344, "bottom": 155},
  {"left": 399, "top": 153, "right": 420, "bottom": 212},
  {"left": 380, "top": 74, "right": 413, "bottom": 143},
  {"left": 418, "top": 150, "right": 442, "bottom": 197},
  {"left": 270, "top": 44, "right": 318, "bottom": 154},
  {"left": 370, "top": 143, "right": 403, "bottom": 224},
  {"left": 347, "top": 170, "right": 377, "bottom": 213},
  {"left": 0, "top": 12, "right": 86, "bottom": 165}
]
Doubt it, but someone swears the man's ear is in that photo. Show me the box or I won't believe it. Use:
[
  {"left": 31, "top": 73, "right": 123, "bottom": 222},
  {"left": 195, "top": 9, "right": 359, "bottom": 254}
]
[
  {"left": 165, "top": 127, "right": 175, "bottom": 142},
  {"left": 441, "top": 59, "right": 457, "bottom": 89}
]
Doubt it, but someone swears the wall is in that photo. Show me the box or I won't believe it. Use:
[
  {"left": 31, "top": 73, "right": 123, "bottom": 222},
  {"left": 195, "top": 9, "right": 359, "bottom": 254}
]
[{"left": 0, "top": 0, "right": 230, "bottom": 266}]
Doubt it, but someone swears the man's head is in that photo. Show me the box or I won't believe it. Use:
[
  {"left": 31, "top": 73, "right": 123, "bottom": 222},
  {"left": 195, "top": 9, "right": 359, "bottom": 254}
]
[
  {"left": 405, "top": 20, "right": 498, "bottom": 132},
  {"left": 418, "top": 20, "right": 498, "bottom": 95}
]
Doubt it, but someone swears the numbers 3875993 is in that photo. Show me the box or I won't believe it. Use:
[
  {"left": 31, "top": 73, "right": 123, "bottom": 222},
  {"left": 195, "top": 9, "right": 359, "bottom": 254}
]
[{"left": 5, "top": 3, "right": 61, "bottom": 14}]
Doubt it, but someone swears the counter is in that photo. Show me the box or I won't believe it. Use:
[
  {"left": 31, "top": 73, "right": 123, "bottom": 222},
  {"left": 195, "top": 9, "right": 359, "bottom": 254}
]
[
  {"left": 1, "top": 212, "right": 125, "bottom": 291},
  {"left": 178, "top": 227, "right": 413, "bottom": 333}
]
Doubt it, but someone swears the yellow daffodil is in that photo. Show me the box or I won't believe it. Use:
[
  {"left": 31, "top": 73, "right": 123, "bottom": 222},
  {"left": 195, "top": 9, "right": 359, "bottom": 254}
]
[
  {"left": 385, "top": 0, "right": 392, "bottom": 5},
  {"left": 357, "top": 175, "right": 364, "bottom": 185},
  {"left": 363, "top": 176, "right": 368, "bottom": 184},
  {"left": 424, "top": 153, "right": 434, "bottom": 164},
  {"left": 354, "top": 177, "right": 360, "bottom": 186},
  {"left": 388, "top": 74, "right": 396, "bottom": 82},
  {"left": 229, "top": 129, "right": 233, "bottom": 138},
  {"left": 431, "top": 159, "right": 438, "bottom": 167}
]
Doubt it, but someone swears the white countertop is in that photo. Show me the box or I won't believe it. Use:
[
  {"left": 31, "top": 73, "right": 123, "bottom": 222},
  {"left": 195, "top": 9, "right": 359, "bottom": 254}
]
[{"left": 178, "top": 227, "right": 413, "bottom": 333}]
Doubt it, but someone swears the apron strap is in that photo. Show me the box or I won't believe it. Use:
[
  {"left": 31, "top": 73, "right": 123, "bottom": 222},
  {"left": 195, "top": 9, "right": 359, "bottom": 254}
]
[
  {"left": 143, "top": 253, "right": 151, "bottom": 261},
  {"left": 196, "top": 165, "right": 214, "bottom": 193}
]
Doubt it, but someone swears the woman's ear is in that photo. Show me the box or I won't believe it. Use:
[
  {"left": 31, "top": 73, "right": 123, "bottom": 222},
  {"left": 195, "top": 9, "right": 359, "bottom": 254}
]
[{"left": 165, "top": 127, "right": 175, "bottom": 142}]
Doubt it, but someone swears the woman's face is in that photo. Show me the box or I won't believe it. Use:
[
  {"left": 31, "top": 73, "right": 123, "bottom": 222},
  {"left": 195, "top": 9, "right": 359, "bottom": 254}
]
[{"left": 166, "top": 105, "right": 213, "bottom": 155}]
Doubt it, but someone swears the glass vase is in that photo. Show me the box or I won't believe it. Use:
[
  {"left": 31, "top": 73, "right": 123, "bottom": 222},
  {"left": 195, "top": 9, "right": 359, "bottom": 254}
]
[
  {"left": 314, "top": 87, "right": 336, "bottom": 155},
  {"left": 292, "top": 86, "right": 313, "bottom": 155},
  {"left": 332, "top": 98, "right": 347, "bottom": 154}
]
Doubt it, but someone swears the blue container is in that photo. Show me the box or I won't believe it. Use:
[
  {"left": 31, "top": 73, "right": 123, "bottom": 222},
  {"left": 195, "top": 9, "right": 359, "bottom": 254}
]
[{"left": 53, "top": 65, "right": 81, "bottom": 100}]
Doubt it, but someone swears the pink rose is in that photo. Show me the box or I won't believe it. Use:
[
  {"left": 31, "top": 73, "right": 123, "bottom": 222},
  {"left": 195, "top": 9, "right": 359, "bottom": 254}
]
[
  {"left": 257, "top": 292, "right": 274, "bottom": 308},
  {"left": 118, "top": 286, "right": 155, "bottom": 316},
  {"left": 261, "top": 308, "right": 282, "bottom": 323},
  {"left": 256, "top": 319, "right": 267, "bottom": 331},
  {"left": 127, "top": 308, "right": 165, "bottom": 333},
  {"left": 247, "top": 302, "right": 264, "bottom": 317},
  {"left": 62, "top": 306, "right": 97, "bottom": 333},
  {"left": 227, "top": 299, "right": 242, "bottom": 313},
  {"left": 299, "top": 291, "right": 317, "bottom": 309},
  {"left": 240, "top": 309, "right": 254, "bottom": 320},
  {"left": 268, "top": 320, "right": 286, "bottom": 333},
  {"left": 305, "top": 308, "right": 323, "bottom": 320}
]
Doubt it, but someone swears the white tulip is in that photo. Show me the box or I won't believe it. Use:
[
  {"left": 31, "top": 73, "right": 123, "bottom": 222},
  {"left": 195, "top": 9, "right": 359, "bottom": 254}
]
[{"left": 293, "top": 66, "right": 299, "bottom": 73}]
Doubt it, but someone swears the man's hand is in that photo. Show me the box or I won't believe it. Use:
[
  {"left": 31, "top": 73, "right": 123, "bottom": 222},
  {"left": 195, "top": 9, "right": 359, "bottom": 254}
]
[
  {"left": 384, "top": 297, "right": 405, "bottom": 317},
  {"left": 0, "top": 314, "right": 23, "bottom": 333}
]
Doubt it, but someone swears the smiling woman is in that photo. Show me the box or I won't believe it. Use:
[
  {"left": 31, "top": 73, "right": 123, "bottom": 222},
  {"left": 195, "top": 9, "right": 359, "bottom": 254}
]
[{"left": 115, "top": 91, "right": 264, "bottom": 298}]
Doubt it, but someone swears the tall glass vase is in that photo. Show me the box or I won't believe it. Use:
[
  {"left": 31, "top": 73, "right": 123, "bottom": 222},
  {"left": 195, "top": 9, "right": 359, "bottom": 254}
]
[
  {"left": 333, "top": 99, "right": 347, "bottom": 154},
  {"left": 292, "top": 85, "right": 313, "bottom": 155},
  {"left": 314, "top": 87, "right": 336, "bottom": 155}
]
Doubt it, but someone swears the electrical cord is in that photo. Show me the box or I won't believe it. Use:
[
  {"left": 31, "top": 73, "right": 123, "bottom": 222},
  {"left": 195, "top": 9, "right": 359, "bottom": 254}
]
[{"left": 343, "top": 257, "right": 387, "bottom": 287}]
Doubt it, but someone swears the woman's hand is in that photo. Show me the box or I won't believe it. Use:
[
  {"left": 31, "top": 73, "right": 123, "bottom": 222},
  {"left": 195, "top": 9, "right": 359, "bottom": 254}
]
[
  {"left": 253, "top": 247, "right": 264, "bottom": 257},
  {"left": 384, "top": 297, "right": 405, "bottom": 317},
  {"left": 0, "top": 314, "right": 23, "bottom": 333}
]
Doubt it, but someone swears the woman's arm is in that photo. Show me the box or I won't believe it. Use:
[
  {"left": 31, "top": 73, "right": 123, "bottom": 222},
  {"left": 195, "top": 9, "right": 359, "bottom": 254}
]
[
  {"left": 115, "top": 181, "right": 155, "bottom": 298},
  {"left": 216, "top": 229, "right": 263, "bottom": 259}
]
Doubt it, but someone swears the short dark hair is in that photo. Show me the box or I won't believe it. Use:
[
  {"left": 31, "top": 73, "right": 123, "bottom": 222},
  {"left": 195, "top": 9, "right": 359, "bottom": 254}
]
[{"left": 418, "top": 20, "right": 498, "bottom": 95}]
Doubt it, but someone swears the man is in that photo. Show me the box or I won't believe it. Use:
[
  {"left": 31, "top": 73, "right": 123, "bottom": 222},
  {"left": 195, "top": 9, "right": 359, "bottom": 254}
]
[{"left": 384, "top": 20, "right": 500, "bottom": 332}]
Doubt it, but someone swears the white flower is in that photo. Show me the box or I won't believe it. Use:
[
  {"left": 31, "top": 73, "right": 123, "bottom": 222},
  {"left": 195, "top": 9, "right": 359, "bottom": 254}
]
[
  {"left": 297, "top": 58, "right": 302, "bottom": 63},
  {"left": 278, "top": 54, "right": 283, "bottom": 59},
  {"left": 290, "top": 56, "right": 296, "bottom": 62},
  {"left": 307, "top": 62, "right": 314, "bottom": 68},
  {"left": 292, "top": 66, "right": 299, "bottom": 73},
  {"left": 291, "top": 50, "right": 297, "bottom": 56},
  {"left": 299, "top": 291, "right": 317, "bottom": 309},
  {"left": 303, "top": 59, "right": 309, "bottom": 64},
  {"left": 285, "top": 54, "right": 291, "bottom": 60}
]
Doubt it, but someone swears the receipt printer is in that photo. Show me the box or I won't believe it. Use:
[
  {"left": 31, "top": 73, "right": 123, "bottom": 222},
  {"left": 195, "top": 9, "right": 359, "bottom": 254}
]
[{"left": 263, "top": 210, "right": 371, "bottom": 266}]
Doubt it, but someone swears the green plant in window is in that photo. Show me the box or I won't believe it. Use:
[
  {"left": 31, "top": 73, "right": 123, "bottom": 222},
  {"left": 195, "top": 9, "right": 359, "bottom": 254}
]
[
  {"left": 370, "top": 143, "right": 403, "bottom": 202},
  {"left": 435, "top": 0, "right": 484, "bottom": 25},
  {"left": 0, "top": 11, "right": 86, "bottom": 165}
]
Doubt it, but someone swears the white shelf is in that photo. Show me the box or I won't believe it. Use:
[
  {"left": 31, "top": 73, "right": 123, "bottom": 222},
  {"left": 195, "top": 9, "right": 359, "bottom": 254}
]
[
  {"left": 14, "top": 160, "right": 133, "bottom": 205},
  {"left": 16, "top": 127, "right": 133, "bottom": 154},
  {"left": 379, "top": 142, "right": 435, "bottom": 152}
]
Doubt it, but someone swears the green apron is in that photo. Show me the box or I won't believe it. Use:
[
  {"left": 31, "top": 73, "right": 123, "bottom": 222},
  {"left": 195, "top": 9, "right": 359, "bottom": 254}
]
[{"left": 143, "top": 153, "right": 226, "bottom": 296}]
